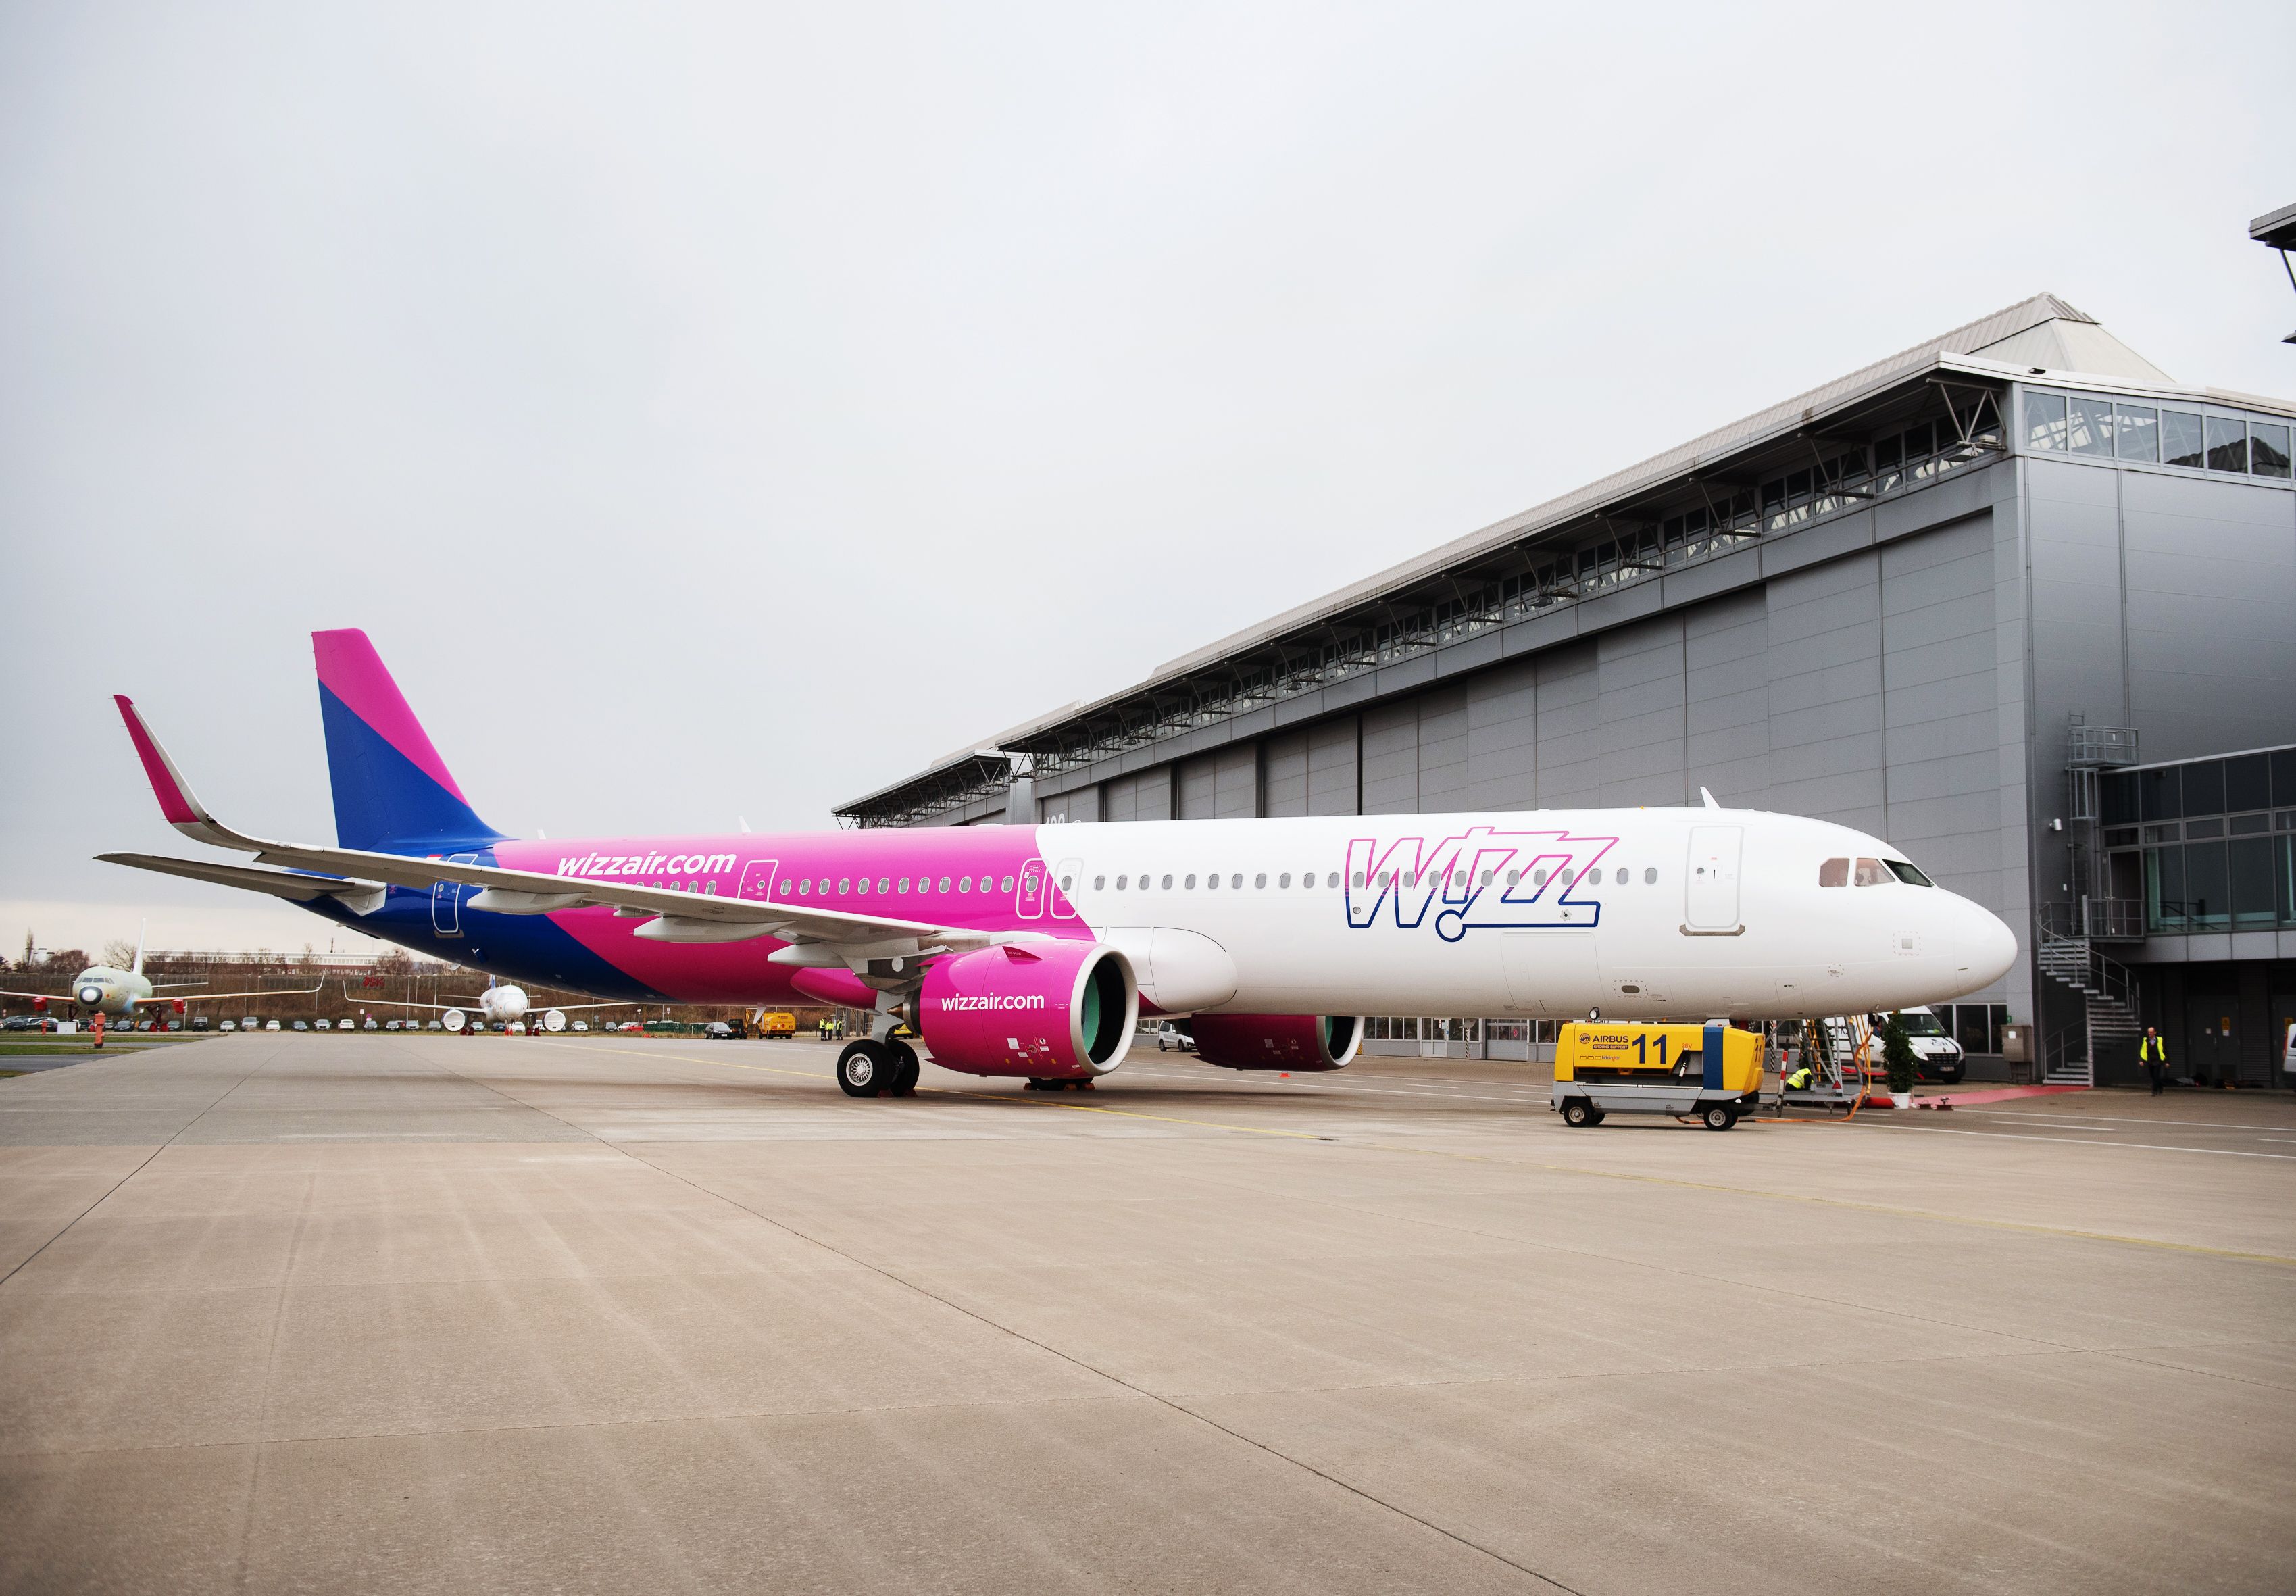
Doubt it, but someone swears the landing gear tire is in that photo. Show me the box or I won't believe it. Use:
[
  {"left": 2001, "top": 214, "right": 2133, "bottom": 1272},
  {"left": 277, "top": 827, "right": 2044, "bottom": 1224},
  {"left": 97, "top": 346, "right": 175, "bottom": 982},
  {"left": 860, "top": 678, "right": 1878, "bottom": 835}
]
[
  {"left": 1562, "top": 1099, "right": 1597, "bottom": 1128},
  {"left": 837, "top": 1039, "right": 892, "bottom": 1097},
  {"left": 1701, "top": 1104, "right": 1737, "bottom": 1132},
  {"left": 888, "top": 1041, "right": 920, "bottom": 1097}
]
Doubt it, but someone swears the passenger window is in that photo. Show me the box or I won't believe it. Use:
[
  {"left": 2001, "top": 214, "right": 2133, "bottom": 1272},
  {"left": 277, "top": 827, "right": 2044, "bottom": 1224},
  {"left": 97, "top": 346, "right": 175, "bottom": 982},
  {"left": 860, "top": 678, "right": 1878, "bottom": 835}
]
[
  {"left": 1643, "top": 867, "right": 1656, "bottom": 884},
  {"left": 1534, "top": 869, "right": 1549, "bottom": 886},
  {"left": 1560, "top": 868, "right": 1576, "bottom": 886},
  {"left": 799, "top": 880, "right": 812, "bottom": 895},
  {"left": 1206, "top": 873, "right": 1219, "bottom": 891},
  {"left": 1480, "top": 869, "right": 1493, "bottom": 887},
  {"left": 1378, "top": 871, "right": 1393, "bottom": 888},
  {"left": 1001, "top": 875, "right": 1015, "bottom": 892},
  {"left": 1853, "top": 857, "right": 1889, "bottom": 887},
  {"left": 1161, "top": 874, "right": 1173, "bottom": 890},
  {"left": 1255, "top": 873, "right": 1267, "bottom": 889},
  {"left": 1451, "top": 871, "right": 1465, "bottom": 888},
  {"left": 839, "top": 878, "right": 851, "bottom": 893},
  {"left": 898, "top": 878, "right": 911, "bottom": 893},
  {"left": 1819, "top": 858, "right": 1849, "bottom": 887},
  {"left": 1327, "top": 872, "right": 1339, "bottom": 888},
  {"left": 1352, "top": 872, "right": 1366, "bottom": 888},
  {"left": 1093, "top": 875, "right": 1105, "bottom": 891},
  {"left": 1279, "top": 872, "right": 1291, "bottom": 888},
  {"left": 1185, "top": 874, "right": 1197, "bottom": 890},
  {"left": 1507, "top": 869, "right": 1520, "bottom": 887},
  {"left": 1057, "top": 876, "right": 1070, "bottom": 892},
  {"left": 942, "top": 876, "right": 954, "bottom": 893},
  {"left": 1231, "top": 874, "right": 1242, "bottom": 890},
  {"left": 1115, "top": 875, "right": 1127, "bottom": 890}
]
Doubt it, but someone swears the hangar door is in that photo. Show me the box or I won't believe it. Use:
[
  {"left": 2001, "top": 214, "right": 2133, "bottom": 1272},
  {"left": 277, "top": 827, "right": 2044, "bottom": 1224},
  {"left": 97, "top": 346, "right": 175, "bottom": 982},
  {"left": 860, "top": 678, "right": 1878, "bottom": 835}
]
[{"left": 1684, "top": 826, "right": 1743, "bottom": 932}]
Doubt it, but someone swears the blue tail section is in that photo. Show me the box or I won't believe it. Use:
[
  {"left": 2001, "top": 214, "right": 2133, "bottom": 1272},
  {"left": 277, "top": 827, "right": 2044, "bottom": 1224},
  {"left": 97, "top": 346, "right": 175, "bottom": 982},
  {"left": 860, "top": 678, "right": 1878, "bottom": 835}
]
[{"left": 314, "top": 630, "right": 505, "bottom": 854}]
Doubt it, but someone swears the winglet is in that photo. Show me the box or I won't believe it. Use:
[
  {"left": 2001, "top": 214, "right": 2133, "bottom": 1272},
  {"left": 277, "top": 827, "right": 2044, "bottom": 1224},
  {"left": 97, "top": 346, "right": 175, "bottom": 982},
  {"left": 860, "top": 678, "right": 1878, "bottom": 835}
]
[
  {"left": 112, "top": 695, "right": 250, "bottom": 851},
  {"left": 1700, "top": 786, "right": 1720, "bottom": 810}
]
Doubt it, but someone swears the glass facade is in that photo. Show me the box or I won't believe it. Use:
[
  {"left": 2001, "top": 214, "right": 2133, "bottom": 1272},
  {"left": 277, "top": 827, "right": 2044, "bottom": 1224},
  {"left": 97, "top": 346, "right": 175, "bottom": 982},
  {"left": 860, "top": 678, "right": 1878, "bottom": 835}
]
[
  {"left": 2105, "top": 747, "right": 2296, "bottom": 934},
  {"left": 2026, "top": 386, "right": 2294, "bottom": 480}
]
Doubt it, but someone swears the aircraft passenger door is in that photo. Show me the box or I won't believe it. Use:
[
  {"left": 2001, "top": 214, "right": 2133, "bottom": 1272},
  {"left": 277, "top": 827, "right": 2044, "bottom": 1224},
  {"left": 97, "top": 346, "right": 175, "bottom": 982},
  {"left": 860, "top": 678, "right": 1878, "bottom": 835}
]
[
  {"left": 432, "top": 854, "right": 477, "bottom": 937},
  {"left": 737, "top": 859, "right": 782, "bottom": 904},
  {"left": 1684, "top": 826, "right": 1743, "bottom": 932},
  {"left": 1016, "top": 859, "right": 1047, "bottom": 920}
]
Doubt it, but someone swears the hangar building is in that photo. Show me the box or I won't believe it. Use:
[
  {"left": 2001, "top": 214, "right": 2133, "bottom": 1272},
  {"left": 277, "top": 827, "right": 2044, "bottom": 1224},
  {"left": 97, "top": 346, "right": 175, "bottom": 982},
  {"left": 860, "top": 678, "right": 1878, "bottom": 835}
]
[{"left": 839, "top": 295, "right": 2296, "bottom": 1087}]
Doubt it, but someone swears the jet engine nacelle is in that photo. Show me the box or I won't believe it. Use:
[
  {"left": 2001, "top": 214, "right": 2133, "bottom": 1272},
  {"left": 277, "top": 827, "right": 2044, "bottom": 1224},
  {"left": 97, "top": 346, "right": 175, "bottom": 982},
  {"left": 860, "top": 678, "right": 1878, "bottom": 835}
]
[
  {"left": 1189, "top": 1014, "right": 1364, "bottom": 1072},
  {"left": 442, "top": 1008, "right": 468, "bottom": 1033},
  {"left": 540, "top": 1009, "right": 567, "bottom": 1033},
  {"left": 918, "top": 941, "right": 1138, "bottom": 1079}
]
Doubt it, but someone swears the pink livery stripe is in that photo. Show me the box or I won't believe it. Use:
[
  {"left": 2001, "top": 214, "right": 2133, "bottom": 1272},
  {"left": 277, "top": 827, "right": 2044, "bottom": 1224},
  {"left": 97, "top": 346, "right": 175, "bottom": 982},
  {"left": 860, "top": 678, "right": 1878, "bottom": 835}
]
[{"left": 311, "top": 629, "right": 470, "bottom": 802}]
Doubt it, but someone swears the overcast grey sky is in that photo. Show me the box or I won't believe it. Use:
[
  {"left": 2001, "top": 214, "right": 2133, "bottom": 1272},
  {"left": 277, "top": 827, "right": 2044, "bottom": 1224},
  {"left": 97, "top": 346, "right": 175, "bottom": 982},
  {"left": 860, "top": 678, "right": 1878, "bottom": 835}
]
[{"left": 3, "top": 1, "right": 2291, "bottom": 956}]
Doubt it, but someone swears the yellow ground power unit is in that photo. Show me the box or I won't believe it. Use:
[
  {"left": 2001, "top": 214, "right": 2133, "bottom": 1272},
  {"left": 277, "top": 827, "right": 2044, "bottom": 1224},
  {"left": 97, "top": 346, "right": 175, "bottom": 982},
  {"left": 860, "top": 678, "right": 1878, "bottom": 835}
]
[{"left": 1551, "top": 1020, "right": 1764, "bottom": 1131}]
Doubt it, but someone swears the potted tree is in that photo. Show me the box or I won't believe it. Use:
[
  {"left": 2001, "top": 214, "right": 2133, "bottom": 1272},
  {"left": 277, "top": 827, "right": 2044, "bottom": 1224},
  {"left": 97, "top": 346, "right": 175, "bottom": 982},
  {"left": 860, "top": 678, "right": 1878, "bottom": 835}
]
[{"left": 1880, "top": 1012, "right": 1916, "bottom": 1109}]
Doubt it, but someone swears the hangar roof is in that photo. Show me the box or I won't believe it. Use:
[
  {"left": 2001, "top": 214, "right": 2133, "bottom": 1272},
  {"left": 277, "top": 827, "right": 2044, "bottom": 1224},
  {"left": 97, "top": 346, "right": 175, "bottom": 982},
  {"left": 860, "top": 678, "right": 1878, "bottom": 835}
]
[{"left": 837, "top": 294, "right": 2254, "bottom": 824}]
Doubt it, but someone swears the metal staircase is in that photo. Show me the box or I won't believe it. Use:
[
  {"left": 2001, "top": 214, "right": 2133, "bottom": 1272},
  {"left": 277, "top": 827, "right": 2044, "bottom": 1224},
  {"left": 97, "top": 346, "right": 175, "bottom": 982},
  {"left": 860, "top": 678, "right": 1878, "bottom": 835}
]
[{"left": 2036, "top": 922, "right": 2142, "bottom": 1086}]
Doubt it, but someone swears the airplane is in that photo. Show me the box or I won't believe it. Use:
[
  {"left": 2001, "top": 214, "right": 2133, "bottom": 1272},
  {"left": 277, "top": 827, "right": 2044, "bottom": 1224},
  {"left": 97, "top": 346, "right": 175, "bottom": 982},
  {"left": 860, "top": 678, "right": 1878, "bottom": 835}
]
[
  {"left": 101, "top": 628, "right": 2019, "bottom": 1100},
  {"left": 345, "top": 975, "right": 638, "bottom": 1034},
  {"left": 0, "top": 922, "right": 318, "bottom": 1022}
]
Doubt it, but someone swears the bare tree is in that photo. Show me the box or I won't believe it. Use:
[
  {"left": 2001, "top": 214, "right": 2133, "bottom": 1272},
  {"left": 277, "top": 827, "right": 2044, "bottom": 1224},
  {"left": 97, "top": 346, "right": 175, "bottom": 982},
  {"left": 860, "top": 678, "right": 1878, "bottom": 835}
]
[{"left": 102, "top": 939, "right": 139, "bottom": 970}]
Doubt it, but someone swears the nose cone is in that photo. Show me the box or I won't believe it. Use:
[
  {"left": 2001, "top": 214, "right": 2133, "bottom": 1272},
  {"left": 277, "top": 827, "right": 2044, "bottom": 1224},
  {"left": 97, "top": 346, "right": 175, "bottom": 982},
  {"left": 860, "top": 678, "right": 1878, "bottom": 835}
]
[{"left": 1962, "top": 901, "right": 2019, "bottom": 989}]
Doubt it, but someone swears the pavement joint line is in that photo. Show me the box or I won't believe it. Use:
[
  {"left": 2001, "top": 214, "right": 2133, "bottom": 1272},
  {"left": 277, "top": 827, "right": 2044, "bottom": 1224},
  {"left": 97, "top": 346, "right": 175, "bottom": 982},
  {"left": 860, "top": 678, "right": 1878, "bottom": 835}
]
[
  {"left": 1866, "top": 1123, "right": 2296, "bottom": 1162},
  {"left": 547, "top": 1040, "right": 2296, "bottom": 1269},
  {"left": 532, "top": 1039, "right": 1581, "bottom": 1591}
]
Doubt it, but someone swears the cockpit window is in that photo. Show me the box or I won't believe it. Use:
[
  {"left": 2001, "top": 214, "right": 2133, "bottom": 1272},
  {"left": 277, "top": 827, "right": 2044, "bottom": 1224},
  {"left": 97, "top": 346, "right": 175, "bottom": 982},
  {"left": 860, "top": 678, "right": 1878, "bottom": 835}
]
[
  {"left": 1818, "top": 858, "right": 1849, "bottom": 887},
  {"left": 1885, "top": 859, "right": 1932, "bottom": 887},
  {"left": 1853, "top": 857, "right": 1891, "bottom": 887}
]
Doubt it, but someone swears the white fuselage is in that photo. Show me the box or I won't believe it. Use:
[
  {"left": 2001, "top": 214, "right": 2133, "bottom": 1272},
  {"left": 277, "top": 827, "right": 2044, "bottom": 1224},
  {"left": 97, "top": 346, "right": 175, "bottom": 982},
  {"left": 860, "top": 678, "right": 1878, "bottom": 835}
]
[{"left": 1041, "top": 807, "right": 2016, "bottom": 1021}]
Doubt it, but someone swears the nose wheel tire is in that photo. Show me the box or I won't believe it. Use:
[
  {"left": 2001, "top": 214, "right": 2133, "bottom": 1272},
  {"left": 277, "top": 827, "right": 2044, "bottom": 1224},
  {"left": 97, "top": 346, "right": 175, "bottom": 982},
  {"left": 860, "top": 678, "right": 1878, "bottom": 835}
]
[
  {"left": 1701, "top": 1105, "right": 1737, "bottom": 1131},
  {"left": 888, "top": 1041, "right": 920, "bottom": 1097},
  {"left": 837, "top": 1039, "right": 892, "bottom": 1097}
]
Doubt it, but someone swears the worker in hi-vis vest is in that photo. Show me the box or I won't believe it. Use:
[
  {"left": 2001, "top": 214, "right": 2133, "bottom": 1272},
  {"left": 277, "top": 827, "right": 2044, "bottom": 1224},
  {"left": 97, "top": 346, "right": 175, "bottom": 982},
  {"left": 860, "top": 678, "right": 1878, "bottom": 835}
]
[{"left": 2140, "top": 1026, "right": 2169, "bottom": 1097}]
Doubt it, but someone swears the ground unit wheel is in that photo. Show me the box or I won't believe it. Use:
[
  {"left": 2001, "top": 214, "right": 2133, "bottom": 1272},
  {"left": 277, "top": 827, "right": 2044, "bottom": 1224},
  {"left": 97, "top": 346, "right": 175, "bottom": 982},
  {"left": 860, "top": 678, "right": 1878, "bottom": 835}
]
[
  {"left": 1701, "top": 1104, "right": 1736, "bottom": 1131},
  {"left": 888, "top": 1041, "right": 920, "bottom": 1097},
  {"left": 1562, "top": 1099, "right": 1597, "bottom": 1128},
  {"left": 837, "top": 1039, "right": 891, "bottom": 1097}
]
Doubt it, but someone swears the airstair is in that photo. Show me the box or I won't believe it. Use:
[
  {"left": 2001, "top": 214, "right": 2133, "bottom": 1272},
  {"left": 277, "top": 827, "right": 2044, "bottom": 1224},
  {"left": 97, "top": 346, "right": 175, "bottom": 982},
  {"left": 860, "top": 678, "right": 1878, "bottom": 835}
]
[
  {"left": 1774, "top": 1015, "right": 1876, "bottom": 1113},
  {"left": 2036, "top": 923, "right": 2141, "bottom": 1087}
]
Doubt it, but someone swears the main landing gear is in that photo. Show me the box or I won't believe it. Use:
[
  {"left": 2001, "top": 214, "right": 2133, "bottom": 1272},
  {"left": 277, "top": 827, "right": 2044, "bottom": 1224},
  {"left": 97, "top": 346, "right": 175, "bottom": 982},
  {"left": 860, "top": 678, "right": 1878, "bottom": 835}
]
[
  {"left": 836, "top": 1038, "right": 920, "bottom": 1098},
  {"left": 1023, "top": 1078, "right": 1095, "bottom": 1092}
]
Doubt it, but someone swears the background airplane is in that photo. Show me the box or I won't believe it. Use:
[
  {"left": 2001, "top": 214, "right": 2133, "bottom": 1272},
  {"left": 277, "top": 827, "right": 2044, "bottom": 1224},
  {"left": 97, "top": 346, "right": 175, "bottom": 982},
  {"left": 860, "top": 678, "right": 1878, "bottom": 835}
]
[
  {"left": 101, "top": 629, "right": 2017, "bottom": 1097},
  {"left": 0, "top": 922, "right": 317, "bottom": 1020}
]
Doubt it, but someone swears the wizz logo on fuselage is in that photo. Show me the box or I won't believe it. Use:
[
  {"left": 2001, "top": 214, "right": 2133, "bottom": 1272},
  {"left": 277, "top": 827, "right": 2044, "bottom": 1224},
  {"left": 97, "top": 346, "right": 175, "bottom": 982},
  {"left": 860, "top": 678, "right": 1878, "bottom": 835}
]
[{"left": 1345, "top": 826, "right": 1618, "bottom": 943}]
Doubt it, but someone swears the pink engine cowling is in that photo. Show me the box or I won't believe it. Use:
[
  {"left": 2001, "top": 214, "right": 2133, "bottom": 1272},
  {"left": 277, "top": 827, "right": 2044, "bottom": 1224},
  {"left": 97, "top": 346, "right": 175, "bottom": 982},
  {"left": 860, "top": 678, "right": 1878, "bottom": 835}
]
[
  {"left": 918, "top": 942, "right": 1139, "bottom": 1079},
  {"left": 1189, "top": 1014, "right": 1363, "bottom": 1072}
]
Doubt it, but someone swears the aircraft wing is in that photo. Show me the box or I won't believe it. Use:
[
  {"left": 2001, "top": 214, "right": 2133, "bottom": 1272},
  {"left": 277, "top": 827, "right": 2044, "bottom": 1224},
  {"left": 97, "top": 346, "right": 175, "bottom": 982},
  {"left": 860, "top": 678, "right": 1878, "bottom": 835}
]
[
  {"left": 111, "top": 695, "right": 999, "bottom": 955},
  {"left": 0, "top": 989, "right": 70, "bottom": 1003},
  {"left": 341, "top": 987, "right": 641, "bottom": 1014}
]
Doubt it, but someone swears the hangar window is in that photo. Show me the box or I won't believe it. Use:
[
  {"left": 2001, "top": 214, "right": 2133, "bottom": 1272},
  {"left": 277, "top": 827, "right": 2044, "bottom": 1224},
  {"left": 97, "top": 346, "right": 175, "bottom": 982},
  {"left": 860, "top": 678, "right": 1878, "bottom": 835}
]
[
  {"left": 2024, "top": 391, "right": 2068, "bottom": 451},
  {"left": 2163, "top": 409, "right": 2205, "bottom": 468},
  {"left": 1819, "top": 858, "right": 1849, "bottom": 887},
  {"left": 2116, "top": 404, "right": 2158, "bottom": 462},
  {"left": 2206, "top": 417, "right": 2248, "bottom": 474},
  {"left": 2253, "top": 423, "right": 2293, "bottom": 479},
  {"left": 2067, "top": 395, "right": 2114, "bottom": 457},
  {"left": 1853, "top": 857, "right": 1890, "bottom": 887}
]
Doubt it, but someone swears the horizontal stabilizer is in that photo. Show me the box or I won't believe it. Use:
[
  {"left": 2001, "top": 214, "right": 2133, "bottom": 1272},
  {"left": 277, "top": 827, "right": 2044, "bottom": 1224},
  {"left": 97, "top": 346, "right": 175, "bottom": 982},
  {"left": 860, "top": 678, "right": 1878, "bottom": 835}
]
[{"left": 98, "top": 853, "right": 389, "bottom": 915}]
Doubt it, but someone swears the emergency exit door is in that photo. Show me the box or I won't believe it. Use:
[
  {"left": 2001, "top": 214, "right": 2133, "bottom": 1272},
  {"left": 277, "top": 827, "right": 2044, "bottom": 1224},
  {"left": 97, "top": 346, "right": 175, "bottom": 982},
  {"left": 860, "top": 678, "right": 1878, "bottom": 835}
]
[{"left": 1684, "top": 826, "right": 1743, "bottom": 932}]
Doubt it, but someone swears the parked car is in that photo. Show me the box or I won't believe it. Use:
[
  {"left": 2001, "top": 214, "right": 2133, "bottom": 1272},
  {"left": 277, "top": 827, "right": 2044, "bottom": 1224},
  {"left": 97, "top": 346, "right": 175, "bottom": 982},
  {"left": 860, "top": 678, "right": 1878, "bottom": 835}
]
[
  {"left": 364, "top": 1017, "right": 379, "bottom": 1030},
  {"left": 219, "top": 1020, "right": 236, "bottom": 1033},
  {"left": 1, "top": 1014, "right": 43, "bottom": 1032},
  {"left": 191, "top": 1015, "right": 210, "bottom": 1031},
  {"left": 243, "top": 1016, "right": 261, "bottom": 1032},
  {"left": 291, "top": 1020, "right": 309, "bottom": 1032},
  {"left": 426, "top": 1019, "right": 443, "bottom": 1030},
  {"left": 264, "top": 1020, "right": 281, "bottom": 1031},
  {"left": 314, "top": 1018, "right": 331, "bottom": 1031},
  {"left": 1154, "top": 1022, "right": 1193, "bottom": 1053},
  {"left": 703, "top": 1021, "right": 735, "bottom": 1040},
  {"left": 570, "top": 1020, "right": 589, "bottom": 1032},
  {"left": 384, "top": 1019, "right": 401, "bottom": 1032}
]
